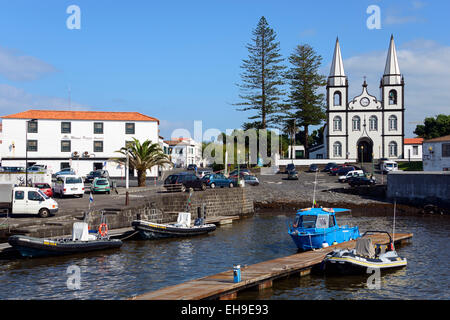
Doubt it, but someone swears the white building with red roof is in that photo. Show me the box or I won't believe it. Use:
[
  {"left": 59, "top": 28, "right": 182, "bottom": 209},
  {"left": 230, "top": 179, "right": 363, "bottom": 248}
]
[
  {"left": 404, "top": 138, "right": 424, "bottom": 161},
  {"left": 0, "top": 109, "right": 160, "bottom": 178}
]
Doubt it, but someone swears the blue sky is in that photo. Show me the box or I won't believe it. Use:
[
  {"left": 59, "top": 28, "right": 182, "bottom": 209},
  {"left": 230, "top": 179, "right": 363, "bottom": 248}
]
[{"left": 0, "top": 0, "right": 449, "bottom": 140}]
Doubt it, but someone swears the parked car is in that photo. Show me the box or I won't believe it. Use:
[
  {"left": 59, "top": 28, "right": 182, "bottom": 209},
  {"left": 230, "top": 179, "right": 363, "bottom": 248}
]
[
  {"left": 329, "top": 165, "right": 345, "bottom": 176},
  {"left": 338, "top": 170, "right": 365, "bottom": 183},
  {"left": 348, "top": 176, "right": 376, "bottom": 187},
  {"left": 187, "top": 164, "right": 198, "bottom": 171},
  {"left": 335, "top": 166, "right": 356, "bottom": 177},
  {"left": 229, "top": 169, "right": 250, "bottom": 177},
  {"left": 0, "top": 167, "right": 25, "bottom": 173},
  {"left": 285, "top": 164, "right": 295, "bottom": 173},
  {"left": 85, "top": 170, "right": 110, "bottom": 184},
  {"left": 33, "top": 182, "right": 53, "bottom": 198},
  {"left": 308, "top": 164, "right": 319, "bottom": 172},
  {"left": 287, "top": 170, "right": 299, "bottom": 180},
  {"left": 201, "top": 173, "right": 234, "bottom": 189},
  {"left": 0, "top": 183, "right": 58, "bottom": 218},
  {"left": 381, "top": 161, "right": 398, "bottom": 173},
  {"left": 53, "top": 175, "right": 85, "bottom": 198},
  {"left": 322, "top": 162, "right": 337, "bottom": 172},
  {"left": 242, "top": 175, "right": 259, "bottom": 186},
  {"left": 53, "top": 168, "right": 75, "bottom": 178},
  {"left": 91, "top": 178, "right": 111, "bottom": 194},
  {"left": 27, "top": 166, "right": 47, "bottom": 173},
  {"left": 164, "top": 173, "right": 206, "bottom": 192},
  {"left": 198, "top": 170, "right": 213, "bottom": 178}
]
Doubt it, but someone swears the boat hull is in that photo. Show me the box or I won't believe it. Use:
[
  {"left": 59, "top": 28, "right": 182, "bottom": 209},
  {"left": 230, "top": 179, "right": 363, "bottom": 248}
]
[
  {"left": 289, "top": 226, "right": 360, "bottom": 251},
  {"left": 322, "top": 255, "right": 407, "bottom": 275},
  {"left": 132, "top": 220, "right": 217, "bottom": 240},
  {"left": 8, "top": 235, "right": 123, "bottom": 258}
]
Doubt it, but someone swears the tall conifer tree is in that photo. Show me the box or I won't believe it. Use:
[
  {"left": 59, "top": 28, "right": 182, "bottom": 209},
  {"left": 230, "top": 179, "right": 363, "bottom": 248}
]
[
  {"left": 235, "top": 16, "right": 285, "bottom": 130},
  {"left": 284, "top": 44, "right": 326, "bottom": 158}
]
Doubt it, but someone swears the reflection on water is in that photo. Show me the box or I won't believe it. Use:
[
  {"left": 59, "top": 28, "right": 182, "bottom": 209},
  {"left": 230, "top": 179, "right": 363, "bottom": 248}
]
[{"left": 0, "top": 211, "right": 449, "bottom": 300}]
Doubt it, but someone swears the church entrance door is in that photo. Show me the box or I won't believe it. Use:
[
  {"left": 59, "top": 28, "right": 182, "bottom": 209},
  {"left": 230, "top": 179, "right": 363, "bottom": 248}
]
[{"left": 357, "top": 138, "right": 373, "bottom": 163}]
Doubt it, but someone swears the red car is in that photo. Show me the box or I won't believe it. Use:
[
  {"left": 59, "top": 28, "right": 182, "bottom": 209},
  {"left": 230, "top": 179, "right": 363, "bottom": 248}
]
[
  {"left": 329, "top": 165, "right": 344, "bottom": 176},
  {"left": 34, "top": 183, "right": 53, "bottom": 197}
]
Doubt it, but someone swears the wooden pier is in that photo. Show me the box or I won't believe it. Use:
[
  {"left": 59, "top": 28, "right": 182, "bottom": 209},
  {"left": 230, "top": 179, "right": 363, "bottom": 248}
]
[{"left": 131, "top": 232, "right": 413, "bottom": 300}]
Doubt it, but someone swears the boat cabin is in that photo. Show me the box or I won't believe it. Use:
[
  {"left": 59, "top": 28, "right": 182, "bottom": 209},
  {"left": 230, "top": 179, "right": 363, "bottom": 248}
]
[{"left": 293, "top": 208, "right": 350, "bottom": 230}]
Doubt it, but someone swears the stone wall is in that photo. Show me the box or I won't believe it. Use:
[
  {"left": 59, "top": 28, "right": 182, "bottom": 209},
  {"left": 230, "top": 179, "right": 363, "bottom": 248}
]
[
  {"left": 84, "top": 188, "right": 254, "bottom": 231},
  {"left": 387, "top": 171, "right": 450, "bottom": 207}
]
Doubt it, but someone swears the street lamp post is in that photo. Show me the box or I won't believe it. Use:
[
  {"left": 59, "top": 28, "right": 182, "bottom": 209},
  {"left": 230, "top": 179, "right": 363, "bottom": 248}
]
[
  {"left": 25, "top": 119, "right": 37, "bottom": 187},
  {"left": 125, "top": 148, "right": 130, "bottom": 206}
]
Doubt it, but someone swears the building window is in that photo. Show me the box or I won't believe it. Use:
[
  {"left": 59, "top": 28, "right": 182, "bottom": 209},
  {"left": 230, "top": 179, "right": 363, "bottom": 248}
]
[
  {"left": 369, "top": 116, "right": 378, "bottom": 131},
  {"left": 27, "top": 140, "right": 38, "bottom": 152},
  {"left": 60, "top": 162, "right": 70, "bottom": 170},
  {"left": 61, "top": 122, "right": 71, "bottom": 134},
  {"left": 94, "top": 141, "right": 104, "bottom": 153},
  {"left": 389, "top": 141, "right": 398, "bottom": 157},
  {"left": 333, "top": 91, "right": 342, "bottom": 106},
  {"left": 94, "top": 122, "right": 104, "bottom": 134},
  {"left": 125, "top": 123, "right": 135, "bottom": 134},
  {"left": 442, "top": 143, "right": 450, "bottom": 158},
  {"left": 27, "top": 121, "right": 38, "bottom": 133},
  {"left": 61, "top": 140, "right": 71, "bottom": 153},
  {"left": 333, "top": 142, "right": 342, "bottom": 157},
  {"left": 352, "top": 116, "right": 361, "bottom": 131},
  {"left": 389, "top": 90, "right": 398, "bottom": 105},
  {"left": 333, "top": 116, "right": 342, "bottom": 132},
  {"left": 413, "top": 146, "right": 419, "bottom": 156},
  {"left": 389, "top": 115, "right": 398, "bottom": 131}
]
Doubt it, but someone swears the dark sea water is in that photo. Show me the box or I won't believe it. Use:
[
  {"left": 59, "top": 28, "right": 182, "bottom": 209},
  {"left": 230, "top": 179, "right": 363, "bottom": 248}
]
[{"left": 0, "top": 210, "right": 449, "bottom": 300}]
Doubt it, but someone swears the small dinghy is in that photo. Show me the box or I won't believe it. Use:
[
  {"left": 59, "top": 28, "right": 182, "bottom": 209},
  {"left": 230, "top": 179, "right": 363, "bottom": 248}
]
[
  {"left": 321, "top": 231, "right": 407, "bottom": 275},
  {"left": 8, "top": 220, "right": 122, "bottom": 258},
  {"left": 132, "top": 212, "right": 217, "bottom": 240}
]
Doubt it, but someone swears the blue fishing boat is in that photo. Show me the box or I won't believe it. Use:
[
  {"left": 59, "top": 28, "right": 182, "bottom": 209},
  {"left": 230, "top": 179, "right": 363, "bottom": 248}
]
[{"left": 288, "top": 207, "right": 360, "bottom": 251}]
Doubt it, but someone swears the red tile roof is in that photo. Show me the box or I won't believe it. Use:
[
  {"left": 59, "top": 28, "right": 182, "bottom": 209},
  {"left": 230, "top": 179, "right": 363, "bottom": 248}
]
[
  {"left": 404, "top": 138, "right": 424, "bottom": 145},
  {"left": 1, "top": 110, "right": 159, "bottom": 123},
  {"left": 424, "top": 135, "right": 450, "bottom": 143}
]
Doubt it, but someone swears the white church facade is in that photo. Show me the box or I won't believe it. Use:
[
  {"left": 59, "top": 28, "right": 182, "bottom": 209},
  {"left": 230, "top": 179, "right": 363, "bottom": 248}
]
[{"left": 324, "top": 36, "right": 405, "bottom": 162}]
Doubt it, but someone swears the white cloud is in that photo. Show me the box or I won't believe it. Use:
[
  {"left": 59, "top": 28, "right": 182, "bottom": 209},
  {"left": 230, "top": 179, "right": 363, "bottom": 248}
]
[
  {"left": 384, "top": 15, "right": 425, "bottom": 25},
  {"left": 326, "top": 39, "right": 450, "bottom": 137},
  {"left": 0, "top": 47, "right": 57, "bottom": 81},
  {"left": 0, "top": 84, "right": 85, "bottom": 115}
]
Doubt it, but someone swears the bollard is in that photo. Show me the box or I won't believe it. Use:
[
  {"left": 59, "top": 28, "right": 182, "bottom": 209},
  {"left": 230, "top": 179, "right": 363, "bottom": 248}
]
[
  {"left": 202, "top": 203, "right": 207, "bottom": 219},
  {"left": 233, "top": 265, "right": 241, "bottom": 283},
  {"left": 125, "top": 191, "right": 129, "bottom": 206}
]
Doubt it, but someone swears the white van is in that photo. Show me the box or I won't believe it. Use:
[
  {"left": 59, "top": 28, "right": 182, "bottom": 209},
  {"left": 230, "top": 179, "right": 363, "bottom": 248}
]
[
  {"left": 53, "top": 175, "right": 85, "bottom": 198},
  {"left": 338, "top": 170, "right": 365, "bottom": 183},
  {"left": 381, "top": 161, "right": 398, "bottom": 173},
  {"left": 0, "top": 184, "right": 58, "bottom": 218}
]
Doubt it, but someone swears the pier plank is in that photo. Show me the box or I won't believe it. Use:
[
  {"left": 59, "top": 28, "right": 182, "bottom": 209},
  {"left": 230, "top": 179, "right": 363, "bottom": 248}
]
[{"left": 132, "top": 233, "right": 413, "bottom": 300}]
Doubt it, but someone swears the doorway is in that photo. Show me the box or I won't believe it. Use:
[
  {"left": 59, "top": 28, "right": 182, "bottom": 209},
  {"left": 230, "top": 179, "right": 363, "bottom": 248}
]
[{"left": 357, "top": 138, "right": 373, "bottom": 163}]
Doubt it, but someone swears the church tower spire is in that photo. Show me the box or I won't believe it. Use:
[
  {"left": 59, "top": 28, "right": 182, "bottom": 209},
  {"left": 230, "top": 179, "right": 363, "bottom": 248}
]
[
  {"left": 382, "top": 35, "right": 401, "bottom": 85},
  {"left": 328, "top": 37, "right": 346, "bottom": 86}
]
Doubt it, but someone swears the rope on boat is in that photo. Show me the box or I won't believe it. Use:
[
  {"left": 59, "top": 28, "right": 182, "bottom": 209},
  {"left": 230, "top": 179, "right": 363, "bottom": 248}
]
[{"left": 119, "top": 230, "right": 139, "bottom": 241}]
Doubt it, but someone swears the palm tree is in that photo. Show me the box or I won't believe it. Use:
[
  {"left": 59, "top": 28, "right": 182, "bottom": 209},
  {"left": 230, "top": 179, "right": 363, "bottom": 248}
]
[{"left": 111, "top": 138, "right": 172, "bottom": 187}]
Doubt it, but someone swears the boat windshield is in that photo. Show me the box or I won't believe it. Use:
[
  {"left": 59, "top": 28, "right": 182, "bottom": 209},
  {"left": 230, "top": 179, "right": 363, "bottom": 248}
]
[{"left": 293, "top": 215, "right": 316, "bottom": 228}]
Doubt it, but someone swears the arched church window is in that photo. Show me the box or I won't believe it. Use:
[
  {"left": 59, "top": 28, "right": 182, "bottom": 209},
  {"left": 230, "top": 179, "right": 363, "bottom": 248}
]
[
  {"left": 333, "top": 91, "right": 342, "bottom": 106},
  {"left": 389, "top": 90, "right": 398, "bottom": 105},
  {"left": 389, "top": 115, "right": 398, "bottom": 131},
  {"left": 352, "top": 116, "right": 361, "bottom": 131},
  {"left": 389, "top": 141, "right": 398, "bottom": 157},
  {"left": 333, "top": 116, "right": 342, "bottom": 132},
  {"left": 369, "top": 116, "right": 378, "bottom": 131},
  {"left": 333, "top": 142, "right": 342, "bottom": 157}
]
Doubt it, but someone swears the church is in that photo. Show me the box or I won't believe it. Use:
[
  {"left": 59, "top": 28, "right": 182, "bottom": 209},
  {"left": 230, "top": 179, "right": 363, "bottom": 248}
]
[{"left": 312, "top": 36, "right": 405, "bottom": 162}]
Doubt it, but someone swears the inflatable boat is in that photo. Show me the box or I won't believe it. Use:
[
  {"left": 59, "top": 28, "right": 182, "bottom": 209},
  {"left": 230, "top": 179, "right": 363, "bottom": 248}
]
[
  {"left": 132, "top": 212, "right": 216, "bottom": 240},
  {"left": 321, "top": 231, "right": 407, "bottom": 275},
  {"left": 8, "top": 222, "right": 122, "bottom": 258}
]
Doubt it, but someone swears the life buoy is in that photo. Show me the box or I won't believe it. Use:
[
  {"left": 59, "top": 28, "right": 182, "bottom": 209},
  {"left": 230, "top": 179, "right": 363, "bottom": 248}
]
[{"left": 98, "top": 223, "right": 108, "bottom": 237}]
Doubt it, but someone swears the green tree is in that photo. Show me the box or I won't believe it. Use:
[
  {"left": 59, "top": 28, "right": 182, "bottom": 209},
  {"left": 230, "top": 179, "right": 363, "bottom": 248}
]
[
  {"left": 284, "top": 44, "right": 327, "bottom": 158},
  {"left": 235, "top": 16, "right": 286, "bottom": 130},
  {"left": 414, "top": 114, "right": 450, "bottom": 139},
  {"left": 111, "top": 138, "right": 172, "bottom": 187}
]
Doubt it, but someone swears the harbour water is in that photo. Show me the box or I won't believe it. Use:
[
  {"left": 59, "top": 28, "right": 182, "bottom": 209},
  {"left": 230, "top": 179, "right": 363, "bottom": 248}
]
[{"left": 0, "top": 210, "right": 449, "bottom": 300}]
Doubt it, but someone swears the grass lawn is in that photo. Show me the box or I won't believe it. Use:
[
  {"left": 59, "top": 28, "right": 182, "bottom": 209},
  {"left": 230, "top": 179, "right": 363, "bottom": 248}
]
[{"left": 398, "top": 161, "right": 423, "bottom": 171}]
